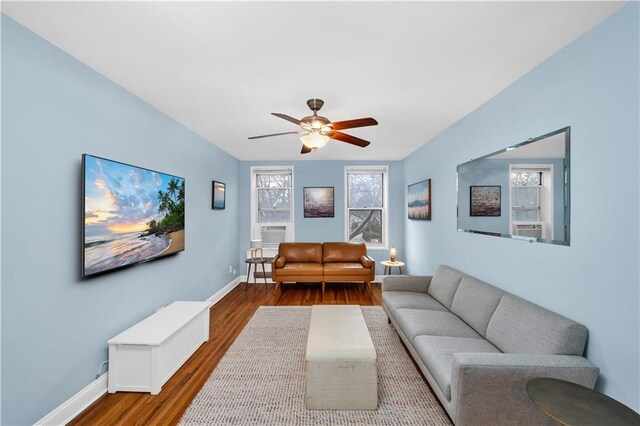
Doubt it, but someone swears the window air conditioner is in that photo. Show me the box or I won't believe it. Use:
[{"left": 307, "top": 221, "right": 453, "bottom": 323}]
[
  {"left": 514, "top": 224, "right": 543, "bottom": 238},
  {"left": 261, "top": 226, "right": 287, "bottom": 248}
]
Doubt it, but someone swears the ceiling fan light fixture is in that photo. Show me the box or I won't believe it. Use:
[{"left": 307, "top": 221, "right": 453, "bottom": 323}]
[{"left": 300, "top": 131, "right": 330, "bottom": 149}]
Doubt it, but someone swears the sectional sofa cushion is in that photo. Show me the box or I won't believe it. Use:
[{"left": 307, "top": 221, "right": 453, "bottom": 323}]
[
  {"left": 382, "top": 275, "right": 432, "bottom": 293},
  {"left": 486, "top": 294, "right": 588, "bottom": 355},
  {"left": 394, "top": 309, "right": 481, "bottom": 341},
  {"left": 382, "top": 291, "right": 447, "bottom": 314},
  {"left": 427, "top": 265, "right": 464, "bottom": 309},
  {"left": 451, "top": 276, "right": 505, "bottom": 338},
  {"left": 414, "top": 335, "right": 501, "bottom": 399}
]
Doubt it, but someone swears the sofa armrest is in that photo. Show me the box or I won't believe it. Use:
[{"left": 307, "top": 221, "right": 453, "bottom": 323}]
[
  {"left": 360, "top": 255, "right": 374, "bottom": 268},
  {"left": 450, "top": 353, "right": 599, "bottom": 426},
  {"left": 272, "top": 256, "right": 286, "bottom": 269},
  {"left": 381, "top": 275, "right": 431, "bottom": 293}
]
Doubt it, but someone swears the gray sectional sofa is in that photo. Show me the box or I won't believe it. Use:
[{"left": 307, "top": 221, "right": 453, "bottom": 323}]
[{"left": 382, "top": 265, "right": 599, "bottom": 425}]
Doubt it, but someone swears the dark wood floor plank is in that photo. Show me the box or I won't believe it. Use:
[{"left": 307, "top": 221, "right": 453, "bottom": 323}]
[{"left": 70, "top": 282, "right": 382, "bottom": 425}]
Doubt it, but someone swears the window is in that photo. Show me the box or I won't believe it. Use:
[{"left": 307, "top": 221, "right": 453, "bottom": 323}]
[
  {"left": 509, "top": 165, "right": 553, "bottom": 239},
  {"left": 345, "top": 166, "right": 388, "bottom": 248},
  {"left": 511, "top": 171, "right": 542, "bottom": 221},
  {"left": 251, "top": 167, "right": 293, "bottom": 224}
]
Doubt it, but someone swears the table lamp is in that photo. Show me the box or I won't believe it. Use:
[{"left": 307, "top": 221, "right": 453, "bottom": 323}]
[{"left": 390, "top": 246, "right": 397, "bottom": 263}]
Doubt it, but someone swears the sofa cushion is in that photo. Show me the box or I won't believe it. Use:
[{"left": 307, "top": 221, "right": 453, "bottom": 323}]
[
  {"left": 414, "top": 336, "right": 501, "bottom": 399},
  {"left": 428, "top": 265, "right": 464, "bottom": 309},
  {"left": 486, "top": 294, "right": 588, "bottom": 356},
  {"left": 382, "top": 291, "right": 447, "bottom": 314},
  {"left": 323, "top": 262, "right": 369, "bottom": 277},
  {"left": 322, "top": 242, "right": 366, "bottom": 263},
  {"left": 451, "top": 276, "right": 505, "bottom": 337},
  {"left": 394, "top": 309, "right": 481, "bottom": 341},
  {"left": 278, "top": 243, "right": 322, "bottom": 263},
  {"left": 276, "top": 263, "right": 324, "bottom": 277}
]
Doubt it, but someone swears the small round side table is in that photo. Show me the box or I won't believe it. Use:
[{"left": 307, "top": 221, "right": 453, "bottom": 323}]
[
  {"left": 381, "top": 260, "right": 405, "bottom": 275},
  {"left": 245, "top": 257, "right": 271, "bottom": 289},
  {"left": 526, "top": 378, "right": 640, "bottom": 425}
]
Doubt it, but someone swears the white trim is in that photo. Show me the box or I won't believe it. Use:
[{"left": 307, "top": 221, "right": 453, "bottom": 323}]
[
  {"left": 205, "top": 275, "right": 243, "bottom": 305},
  {"left": 36, "top": 276, "right": 244, "bottom": 426},
  {"left": 344, "top": 165, "right": 389, "bottom": 249},
  {"left": 35, "top": 373, "right": 109, "bottom": 426}
]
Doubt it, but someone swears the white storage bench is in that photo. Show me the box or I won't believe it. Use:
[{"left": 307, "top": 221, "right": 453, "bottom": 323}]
[
  {"left": 305, "top": 305, "right": 378, "bottom": 410},
  {"left": 108, "top": 301, "right": 210, "bottom": 395}
]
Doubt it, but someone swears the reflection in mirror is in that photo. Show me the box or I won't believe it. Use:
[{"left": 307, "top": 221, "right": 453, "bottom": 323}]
[{"left": 457, "top": 127, "right": 570, "bottom": 245}]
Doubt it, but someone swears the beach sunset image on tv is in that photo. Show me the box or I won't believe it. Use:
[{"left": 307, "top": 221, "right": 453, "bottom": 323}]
[{"left": 83, "top": 155, "right": 185, "bottom": 276}]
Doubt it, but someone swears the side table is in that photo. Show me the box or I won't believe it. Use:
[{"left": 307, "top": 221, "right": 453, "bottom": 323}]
[
  {"left": 381, "top": 260, "right": 405, "bottom": 275},
  {"left": 526, "top": 378, "right": 640, "bottom": 425},
  {"left": 245, "top": 257, "right": 271, "bottom": 288}
]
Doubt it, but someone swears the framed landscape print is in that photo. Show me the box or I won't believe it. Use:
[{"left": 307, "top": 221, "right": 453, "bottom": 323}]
[
  {"left": 212, "top": 181, "right": 226, "bottom": 210},
  {"left": 470, "top": 185, "right": 501, "bottom": 216},
  {"left": 303, "top": 187, "right": 334, "bottom": 218},
  {"left": 408, "top": 179, "right": 431, "bottom": 220}
]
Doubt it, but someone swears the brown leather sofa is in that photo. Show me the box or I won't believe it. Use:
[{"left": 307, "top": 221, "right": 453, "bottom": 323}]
[{"left": 272, "top": 242, "right": 375, "bottom": 295}]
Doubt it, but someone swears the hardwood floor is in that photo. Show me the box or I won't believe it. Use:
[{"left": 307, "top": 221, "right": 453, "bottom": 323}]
[{"left": 70, "top": 282, "right": 382, "bottom": 425}]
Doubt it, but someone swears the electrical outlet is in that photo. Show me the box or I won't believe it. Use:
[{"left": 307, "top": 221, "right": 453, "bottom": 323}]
[
  {"left": 228, "top": 265, "right": 233, "bottom": 273},
  {"left": 232, "top": 268, "right": 237, "bottom": 275}
]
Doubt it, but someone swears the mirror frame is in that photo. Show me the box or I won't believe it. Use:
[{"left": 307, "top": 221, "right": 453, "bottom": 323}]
[{"left": 456, "top": 126, "right": 570, "bottom": 246}]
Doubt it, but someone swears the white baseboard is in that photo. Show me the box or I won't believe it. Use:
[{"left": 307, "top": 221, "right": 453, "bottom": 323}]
[
  {"left": 36, "top": 276, "right": 244, "bottom": 426},
  {"left": 35, "top": 373, "right": 108, "bottom": 426},
  {"left": 205, "top": 275, "right": 243, "bottom": 305}
]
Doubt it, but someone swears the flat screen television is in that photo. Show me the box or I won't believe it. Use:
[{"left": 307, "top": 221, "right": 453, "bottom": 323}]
[{"left": 82, "top": 154, "right": 185, "bottom": 277}]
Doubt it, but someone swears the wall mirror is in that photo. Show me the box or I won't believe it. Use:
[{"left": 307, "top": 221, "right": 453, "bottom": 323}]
[{"left": 457, "top": 127, "right": 570, "bottom": 245}]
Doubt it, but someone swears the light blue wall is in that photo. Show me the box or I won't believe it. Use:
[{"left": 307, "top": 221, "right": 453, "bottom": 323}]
[
  {"left": 1, "top": 15, "right": 240, "bottom": 425},
  {"left": 458, "top": 158, "right": 565, "bottom": 239},
  {"left": 403, "top": 3, "right": 639, "bottom": 410},
  {"left": 238, "top": 161, "right": 405, "bottom": 275}
]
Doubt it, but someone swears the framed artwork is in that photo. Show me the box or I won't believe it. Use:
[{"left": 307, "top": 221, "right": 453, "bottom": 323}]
[
  {"left": 408, "top": 179, "right": 431, "bottom": 220},
  {"left": 470, "top": 185, "right": 501, "bottom": 216},
  {"left": 303, "top": 187, "right": 334, "bottom": 218},
  {"left": 212, "top": 181, "right": 226, "bottom": 210}
]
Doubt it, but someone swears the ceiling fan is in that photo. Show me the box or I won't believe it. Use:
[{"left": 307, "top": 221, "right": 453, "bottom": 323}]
[{"left": 249, "top": 99, "right": 378, "bottom": 154}]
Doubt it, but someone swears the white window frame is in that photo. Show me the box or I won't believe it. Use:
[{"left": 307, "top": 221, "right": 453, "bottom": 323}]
[
  {"left": 344, "top": 165, "right": 389, "bottom": 250},
  {"left": 250, "top": 166, "right": 294, "bottom": 241}
]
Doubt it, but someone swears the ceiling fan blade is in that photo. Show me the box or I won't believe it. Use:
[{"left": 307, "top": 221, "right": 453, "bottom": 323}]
[
  {"left": 248, "top": 131, "right": 304, "bottom": 140},
  {"left": 330, "top": 117, "right": 378, "bottom": 131},
  {"left": 301, "top": 145, "right": 313, "bottom": 154},
  {"left": 271, "top": 113, "right": 303, "bottom": 126},
  {"left": 328, "top": 131, "right": 371, "bottom": 148}
]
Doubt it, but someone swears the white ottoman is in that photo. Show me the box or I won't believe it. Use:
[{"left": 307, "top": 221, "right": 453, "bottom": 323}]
[{"left": 305, "top": 305, "right": 378, "bottom": 410}]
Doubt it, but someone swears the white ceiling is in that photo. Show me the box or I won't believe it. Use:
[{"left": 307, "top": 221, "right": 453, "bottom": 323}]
[{"left": 3, "top": 1, "right": 624, "bottom": 161}]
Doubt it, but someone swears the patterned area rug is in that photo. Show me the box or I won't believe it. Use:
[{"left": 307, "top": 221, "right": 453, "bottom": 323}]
[{"left": 180, "top": 306, "right": 452, "bottom": 425}]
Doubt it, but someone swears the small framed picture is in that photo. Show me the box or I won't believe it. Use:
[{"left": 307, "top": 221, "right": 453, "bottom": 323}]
[
  {"left": 212, "top": 181, "right": 226, "bottom": 210},
  {"left": 408, "top": 179, "right": 431, "bottom": 220},
  {"left": 470, "top": 185, "right": 501, "bottom": 216},
  {"left": 303, "top": 187, "right": 334, "bottom": 218}
]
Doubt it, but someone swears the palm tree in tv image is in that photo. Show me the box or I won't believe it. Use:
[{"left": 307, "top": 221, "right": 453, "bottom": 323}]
[{"left": 156, "top": 178, "right": 185, "bottom": 231}]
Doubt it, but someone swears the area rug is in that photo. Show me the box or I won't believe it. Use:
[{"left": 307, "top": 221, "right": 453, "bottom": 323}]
[{"left": 179, "top": 306, "right": 452, "bottom": 425}]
